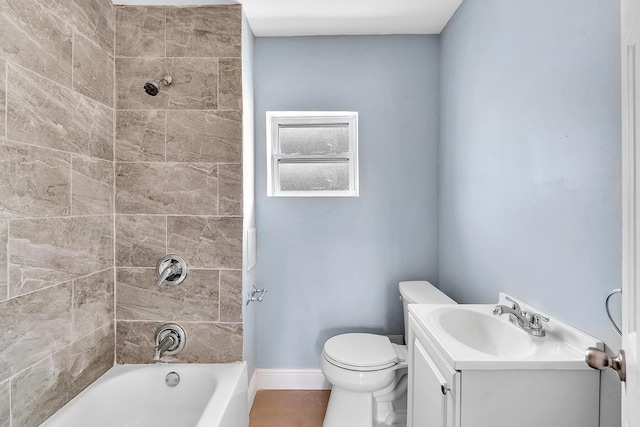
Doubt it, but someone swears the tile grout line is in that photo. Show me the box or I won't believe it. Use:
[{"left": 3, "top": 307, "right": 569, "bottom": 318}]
[
  {"left": 115, "top": 56, "right": 241, "bottom": 60},
  {"left": 4, "top": 267, "right": 114, "bottom": 301},
  {"left": 3, "top": 213, "right": 243, "bottom": 220},
  {"left": 70, "top": 278, "right": 75, "bottom": 348},
  {"left": 163, "top": 4, "right": 167, "bottom": 165},
  {"left": 116, "top": 266, "right": 241, "bottom": 272},
  {"left": 115, "top": 108, "right": 241, "bottom": 112},
  {"left": 71, "top": 30, "right": 75, "bottom": 92},
  {"left": 2, "top": 137, "right": 112, "bottom": 161},
  {"left": 118, "top": 319, "right": 242, "bottom": 325},
  {"left": 113, "top": 2, "right": 118, "bottom": 365},
  {"left": 6, "top": 220, "right": 10, "bottom": 302},
  {"left": 69, "top": 156, "right": 74, "bottom": 216},
  {"left": 4, "top": 59, "right": 7, "bottom": 141},
  {"left": 2, "top": 135, "right": 239, "bottom": 164},
  {"left": 8, "top": 377, "right": 11, "bottom": 427}
]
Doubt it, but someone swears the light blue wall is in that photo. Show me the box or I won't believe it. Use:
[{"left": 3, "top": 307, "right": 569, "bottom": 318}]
[
  {"left": 254, "top": 36, "right": 441, "bottom": 368},
  {"left": 438, "top": 0, "right": 621, "bottom": 423}
]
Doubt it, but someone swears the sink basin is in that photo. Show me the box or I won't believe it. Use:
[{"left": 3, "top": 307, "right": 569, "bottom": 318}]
[
  {"left": 436, "top": 308, "right": 537, "bottom": 358},
  {"left": 409, "top": 301, "right": 601, "bottom": 370}
]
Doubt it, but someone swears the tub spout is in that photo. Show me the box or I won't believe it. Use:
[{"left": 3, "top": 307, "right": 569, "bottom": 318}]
[{"left": 153, "top": 334, "right": 176, "bottom": 361}]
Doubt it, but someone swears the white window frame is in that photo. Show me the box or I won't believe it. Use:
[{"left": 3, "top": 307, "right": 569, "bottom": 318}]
[{"left": 266, "top": 111, "right": 359, "bottom": 197}]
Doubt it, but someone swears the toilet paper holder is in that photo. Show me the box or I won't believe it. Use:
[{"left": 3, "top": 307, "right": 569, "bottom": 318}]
[{"left": 246, "top": 285, "right": 267, "bottom": 305}]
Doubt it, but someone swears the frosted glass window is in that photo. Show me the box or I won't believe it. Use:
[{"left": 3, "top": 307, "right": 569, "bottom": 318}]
[
  {"left": 279, "top": 125, "right": 350, "bottom": 155},
  {"left": 278, "top": 162, "right": 350, "bottom": 191},
  {"left": 266, "top": 111, "right": 359, "bottom": 197}
]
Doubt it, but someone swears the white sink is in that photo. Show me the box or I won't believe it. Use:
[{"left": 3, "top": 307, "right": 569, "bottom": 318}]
[
  {"left": 436, "top": 308, "right": 537, "bottom": 358},
  {"left": 409, "top": 296, "right": 602, "bottom": 370}
]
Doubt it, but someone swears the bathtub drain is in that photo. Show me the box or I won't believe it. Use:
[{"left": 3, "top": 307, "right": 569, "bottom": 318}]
[{"left": 165, "top": 372, "right": 180, "bottom": 387}]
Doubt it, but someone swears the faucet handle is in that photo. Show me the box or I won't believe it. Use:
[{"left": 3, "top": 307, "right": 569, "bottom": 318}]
[
  {"left": 504, "top": 296, "right": 522, "bottom": 313},
  {"left": 530, "top": 313, "right": 549, "bottom": 328}
]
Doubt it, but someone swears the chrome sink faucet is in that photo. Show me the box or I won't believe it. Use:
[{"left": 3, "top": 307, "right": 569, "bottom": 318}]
[{"left": 493, "top": 297, "right": 549, "bottom": 337}]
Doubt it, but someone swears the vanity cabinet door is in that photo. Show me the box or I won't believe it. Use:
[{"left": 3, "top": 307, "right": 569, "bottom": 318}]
[{"left": 410, "top": 339, "right": 453, "bottom": 427}]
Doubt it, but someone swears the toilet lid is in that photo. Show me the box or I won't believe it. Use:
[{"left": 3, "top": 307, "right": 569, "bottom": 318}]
[{"left": 323, "top": 333, "right": 398, "bottom": 370}]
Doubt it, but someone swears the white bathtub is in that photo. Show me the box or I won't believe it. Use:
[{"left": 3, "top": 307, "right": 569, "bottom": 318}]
[{"left": 42, "top": 362, "right": 248, "bottom": 427}]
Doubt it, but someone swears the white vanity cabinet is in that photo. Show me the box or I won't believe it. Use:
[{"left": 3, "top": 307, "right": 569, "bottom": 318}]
[
  {"left": 408, "top": 315, "right": 460, "bottom": 427},
  {"left": 407, "top": 306, "right": 601, "bottom": 427}
]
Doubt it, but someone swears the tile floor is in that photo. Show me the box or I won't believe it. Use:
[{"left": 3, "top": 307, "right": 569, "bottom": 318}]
[{"left": 249, "top": 390, "right": 331, "bottom": 427}]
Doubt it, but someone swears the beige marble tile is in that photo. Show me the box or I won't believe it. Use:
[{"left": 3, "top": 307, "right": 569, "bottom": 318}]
[
  {"left": 72, "top": 269, "right": 114, "bottom": 341},
  {"left": 7, "top": 65, "right": 113, "bottom": 161},
  {"left": 9, "top": 216, "right": 113, "bottom": 297},
  {"left": 220, "top": 270, "right": 242, "bottom": 323},
  {"left": 0, "top": 380, "right": 8, "bottom": 427},
  {"left": 45, "top": 0, "right": 114, "bottom": 54},
  {"left": 68, "top": 322, "right": 113, "bottom": 398},
  {"left": 71, "top": 155, "right": 114, "bottom": 216},
  {"left": 116, "top": 57, "right": 218, "bottom": 110},
  {"left": 117, "top": 268, "right": 219, "bottom": 321},
  {"left": 219, "top": 164, "right": 242, "bottom": 216},
  {"left": 166, "top": 111, "right": 241, "bottom": 163},
  {"left": 115, "top": 163, "right": 217, "bottom": 215},
  {"left": 115, "top": 6, "right": 165, "bottom": 58},
  {"left": 0, "top": 59, "right": 5, "bottom": 138},
  {"left": 0, "top": 284, "right": 72, "bottom": 384},
  {"left": 73, "top": 32, "right": 114, "bottom": 107},
  {"left": 219, "top": 58, "right": 242, "bottom": 111},
  {"left": 0, "top": 0, "right": 73, "bottom": 87},
  {"left": 11, "top": 347, "right": 70, "bottom": 427},
  {"left": 116, "top": 320, "right": 242, "bottom": 364},
  {"left": 116, "top": 215, "right": 166, "bottom": 267},
  {"left": 0, "top": 140, "right": 71, "bottom": 219},
  {"left": 167, "top": 217, "right": 242, "bottom": 269},
  {"left": 116, "top": 110, "right": 165, "bottom": 162},
  {"left": 181, "top": 322, "right": 242, "bottom": 363},
  {"left": 0, "top": 221, "right": 6, "bottom": 302},
  {"left": 166, "top": 6, "right": 241, "bottom": 58},
  {"left": 116, "top": 320, "right": 156, "bottom": 364}
]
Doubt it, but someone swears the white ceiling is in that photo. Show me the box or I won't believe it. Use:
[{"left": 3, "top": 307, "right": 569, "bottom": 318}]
[{"left": 112, "top": 0, "right": 463, "bottom": 37}]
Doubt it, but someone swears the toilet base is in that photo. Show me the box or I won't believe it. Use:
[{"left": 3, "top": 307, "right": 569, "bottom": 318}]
[
  {"left": 323, "top": 370, "right": 408, "bottom": 427},
  {"left": 323, "top": 386, "right": 373, "bottom": 427}
]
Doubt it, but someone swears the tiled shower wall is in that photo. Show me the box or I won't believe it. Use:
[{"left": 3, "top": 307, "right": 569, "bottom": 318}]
[
  {"left": 0, "top": 0, "right": 115, "bottom": 425},
  {"left": 114, "top": 5, "right": 244, "bottom": 363}
]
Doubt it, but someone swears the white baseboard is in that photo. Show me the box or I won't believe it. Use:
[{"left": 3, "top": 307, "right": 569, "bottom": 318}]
[
  {"left": 248, "top": 369, "right": 258, "bottom": 409},
  {"left": 253, "top": 368, "right": 330, "bottom": 391}
]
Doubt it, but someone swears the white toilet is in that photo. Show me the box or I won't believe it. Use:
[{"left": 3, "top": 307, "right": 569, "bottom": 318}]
[{"left": 321, "top": 281, "right": 456, "bottom": 427}]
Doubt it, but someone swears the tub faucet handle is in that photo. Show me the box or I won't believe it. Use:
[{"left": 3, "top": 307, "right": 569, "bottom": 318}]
[
  {"left": 153, "top": 324, "right": 186, "bottom": 361},
  {"left": 156, "top": 255, "right": 188, "bottom": 287}
]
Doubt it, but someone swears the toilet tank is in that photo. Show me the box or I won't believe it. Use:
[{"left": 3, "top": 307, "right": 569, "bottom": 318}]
[{"left": 399, "top": 281, "right": 456, "bottom": 344}]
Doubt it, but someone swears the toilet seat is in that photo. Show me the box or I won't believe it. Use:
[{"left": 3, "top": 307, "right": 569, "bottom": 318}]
[{"left": 323, "top": 333, "right": 401, "bottom": 371}]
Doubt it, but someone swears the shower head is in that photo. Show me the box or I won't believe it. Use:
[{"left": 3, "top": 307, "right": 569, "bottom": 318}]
[{"left": 144, "top": 74, "right": 173, "bottom": 96}]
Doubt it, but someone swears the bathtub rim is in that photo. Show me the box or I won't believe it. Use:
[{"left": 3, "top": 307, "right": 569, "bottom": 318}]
[{"left": 41, "top": 361, "right": 248, "bottom": 427}]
